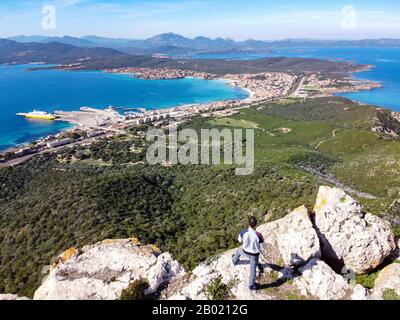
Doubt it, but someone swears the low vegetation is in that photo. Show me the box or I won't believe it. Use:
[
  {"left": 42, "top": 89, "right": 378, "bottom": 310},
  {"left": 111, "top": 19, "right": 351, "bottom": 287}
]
[
  {"left": 119, "top": 280, "right": 149, "bottom": 300},
  {"left": 211, "top": 118, "right": 259, "bottom": 129},
  {"left": 376, "top": 109, "right": 400, "bottom": 137},
  {"left": 206, "top": 276, "right": 231, "bottom": 300},
  {"left": 0, "top": 96, "right": 399, "bottom": 297},
  {"left": 268, "top": 270, "right": 280, "bottom": 282},
  {"left": 355, "top": 271, "right": 380, "bottom": 289},
  {"left": 382, "top": 288, "right": 400, "bottom": 300}
]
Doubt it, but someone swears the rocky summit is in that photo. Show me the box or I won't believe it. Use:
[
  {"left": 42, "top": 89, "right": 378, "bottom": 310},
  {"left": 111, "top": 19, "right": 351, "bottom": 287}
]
[
  {"left": 33, "top": 238, "right": 185, "bottom": 300},
  {"left": 32, "top": 186, "right": 398, "bottom": 300},
  {"left": 313, "top": 186, "right": 396, "bottom": 273},
  {"left": 257, "top": 205, "right": 321, "bottom": 267}
]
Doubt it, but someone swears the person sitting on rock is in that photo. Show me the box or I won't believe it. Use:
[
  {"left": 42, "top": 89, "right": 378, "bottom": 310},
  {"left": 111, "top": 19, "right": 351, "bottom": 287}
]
[{"left": 232, "top": 216, "right": 265, "bottom": 291}]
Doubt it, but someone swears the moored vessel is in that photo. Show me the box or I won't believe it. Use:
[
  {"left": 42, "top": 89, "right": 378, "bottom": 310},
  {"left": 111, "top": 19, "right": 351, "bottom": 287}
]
[{"left": 16, "top": 110, "right": 56, "bottom": 121}]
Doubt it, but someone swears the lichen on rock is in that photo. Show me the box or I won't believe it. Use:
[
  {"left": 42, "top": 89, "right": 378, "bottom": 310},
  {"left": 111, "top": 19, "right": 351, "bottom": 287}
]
[
  {"left": 371, "top": 263, "right": 400, "bottom": 300},
  {"left": 258, "top": 205, "right": 321, "bottom": 267},
  {"left": 31, "top": 186, "right": 397, "bottom": 301},
  {"left": 34, "top": 239, "right": 185, "bottom": 300},
  {"left": 294, "top": 258, "right": 351, "bottom": 300},
  {"left": 313, "top": 186, "right": 396, "bottom": 274}
]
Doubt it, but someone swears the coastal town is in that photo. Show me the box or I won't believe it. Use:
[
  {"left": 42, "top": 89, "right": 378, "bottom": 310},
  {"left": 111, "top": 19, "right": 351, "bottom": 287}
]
[
  {"left": 0, "top": 67, "right": 381, "bottom": 167},
  {"left": 104, "top": 67, "right": 299, "bottom": 102},
  {"left": 104, "top": 66, "right": 382, "bottom": 99}
]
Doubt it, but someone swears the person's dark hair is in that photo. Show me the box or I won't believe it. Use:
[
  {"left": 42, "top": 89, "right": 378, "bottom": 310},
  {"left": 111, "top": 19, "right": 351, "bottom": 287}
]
[{"left": 248, "top": 216, "right": 257, "bottom": 228}]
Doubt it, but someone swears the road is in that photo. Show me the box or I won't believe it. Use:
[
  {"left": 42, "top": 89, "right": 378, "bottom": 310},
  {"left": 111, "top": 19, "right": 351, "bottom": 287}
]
[
  {"left": 301, "top": 167, "right": 376, "bottom": 200},
  {"left": 0, "top": 133, "right": 109, "bottom": 168},
  {"left": 289, "top": 76, "right": 306, "bottom": 97}
]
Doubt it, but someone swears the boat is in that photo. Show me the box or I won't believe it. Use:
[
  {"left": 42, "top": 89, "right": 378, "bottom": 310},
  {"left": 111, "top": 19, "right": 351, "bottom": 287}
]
[{"left": 16, "top": 110, "right": 56, "bottom": 121}]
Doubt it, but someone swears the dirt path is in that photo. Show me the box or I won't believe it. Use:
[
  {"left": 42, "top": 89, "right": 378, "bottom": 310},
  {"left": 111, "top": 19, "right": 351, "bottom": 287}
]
[
  {"left": 301, "top": 167, "right": 376, "bottom": 199},
  {"left": 315, "top": 128, "right": 340, "bottom": 150}
]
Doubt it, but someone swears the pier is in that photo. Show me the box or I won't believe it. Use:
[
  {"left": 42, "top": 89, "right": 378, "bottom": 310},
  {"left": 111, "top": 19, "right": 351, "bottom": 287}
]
[{"left": 54, "top": 107, "right": 124, "bottom": 132}]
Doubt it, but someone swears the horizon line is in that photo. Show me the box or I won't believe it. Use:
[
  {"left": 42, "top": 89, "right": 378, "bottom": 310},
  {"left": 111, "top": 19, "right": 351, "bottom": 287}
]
[{"left": 4, "top": 33, "right": 400, "bottom": 42}]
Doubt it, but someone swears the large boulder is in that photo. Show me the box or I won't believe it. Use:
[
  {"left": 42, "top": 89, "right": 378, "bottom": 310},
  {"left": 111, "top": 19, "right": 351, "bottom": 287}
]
[
  {"left": 313, "top": 186, "right": 396, "bottom": 274},
  {"left": 258, "top": 206, "right": 321, "bottom": 266},
  {"left": 294, "top": 258, "right": 351, "bottom": 300},
  {"left": 172, "top": 205, "right": 319, "bottom": 300},
  {"left": 34, "top": 238, "right": 185, "bottom": 300},
  {"left": 371, "top": 263, "right": 400, "bottom": 300}
]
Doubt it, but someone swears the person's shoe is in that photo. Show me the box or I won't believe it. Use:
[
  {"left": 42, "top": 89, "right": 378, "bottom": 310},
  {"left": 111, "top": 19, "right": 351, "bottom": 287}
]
[
  {"left": 257, "top": 264, "right": 264, "bottom": 273},
  {"left": 249, "top": 283, "right": 259, "bottom": 291}
]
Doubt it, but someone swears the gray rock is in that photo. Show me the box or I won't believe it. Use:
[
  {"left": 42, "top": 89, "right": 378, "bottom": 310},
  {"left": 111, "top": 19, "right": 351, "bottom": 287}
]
[
  {"left": 351, "top": 284, "right": 370, "bottom": 300},
  {"left": 173, "top": 249, "right": 273, "bottom": 300},
  {"left": 258, "top": 205, "right": 321, "bottom": 267},
  {"left": 371, "top": 263, "right": 400, "bottom": 300},
  {"left": 313, "top": 186, "right": 396, "bottom": 274},
  {"left": 294, "top": 258, "right": 351, "bottom": 300},
  {"left": 34, "top": 238, "right": 185, "bottom": 300}
]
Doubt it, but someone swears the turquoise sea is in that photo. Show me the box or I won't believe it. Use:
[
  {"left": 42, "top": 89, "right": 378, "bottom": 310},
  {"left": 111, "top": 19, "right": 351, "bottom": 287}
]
[
  {"left": 185, "top": 47, "right": 400, "bottom": 111},
  {"left": 2, "top": 48, "right": 399, "bottom": 151},
  {"left": 0, "top": 64, "right": 248, "bottom": 151}
]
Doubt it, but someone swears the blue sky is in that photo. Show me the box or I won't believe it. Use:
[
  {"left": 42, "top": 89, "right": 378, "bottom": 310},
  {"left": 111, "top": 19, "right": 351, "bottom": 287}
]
[{"left": 0, "top": 0, "right": 399, "bottom": 39}]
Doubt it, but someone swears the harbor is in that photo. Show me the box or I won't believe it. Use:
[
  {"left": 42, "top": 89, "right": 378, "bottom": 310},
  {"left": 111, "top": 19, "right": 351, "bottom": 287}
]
[
  {"left": 1, "top": 97, "right": 246, "bottom": 167},
  {"left": 2, "top": 66, "right": 381, "bottom": 167}
]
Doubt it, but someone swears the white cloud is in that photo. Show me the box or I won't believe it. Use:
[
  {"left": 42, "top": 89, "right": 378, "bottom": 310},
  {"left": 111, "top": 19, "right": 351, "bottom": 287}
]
[{"left": 1, "top": 1, "right": 399, "bottom": 39}]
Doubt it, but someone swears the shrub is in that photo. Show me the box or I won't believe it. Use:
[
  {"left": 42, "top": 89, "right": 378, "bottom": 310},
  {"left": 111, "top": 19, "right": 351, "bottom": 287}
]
[
  {"left": 355, "top": 271, "right": 380, "bottom": 289},
  {"left": 382, "top": 288, "right": 400, "bottom": 300},
  {"left": 286, "top": 293, "right": 303, "bottom": 300},
  {"left": 119, "top": 279, "right": 149, "bottom": 300},
  {"left": 268, "top": 270, "right": 280, "bottom": 282},
  {"left": 206, "top": 276, "right": 230, "bottom": 300},
  {"left": 376, "top": 110, "right": 400, "bottom": 136},
  {"left": 288, "top": 152, "right": 339, "bottom": 174}
]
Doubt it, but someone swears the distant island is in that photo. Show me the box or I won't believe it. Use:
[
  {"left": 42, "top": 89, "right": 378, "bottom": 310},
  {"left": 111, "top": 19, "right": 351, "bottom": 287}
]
[{"left": 0, "top": 37, "right": 370, "bottom": 76}]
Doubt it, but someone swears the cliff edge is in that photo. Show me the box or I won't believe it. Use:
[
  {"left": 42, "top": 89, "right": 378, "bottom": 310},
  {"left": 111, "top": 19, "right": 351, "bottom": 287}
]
[{"left": 32, "top": 186, "right": 399, "bottom": 300}]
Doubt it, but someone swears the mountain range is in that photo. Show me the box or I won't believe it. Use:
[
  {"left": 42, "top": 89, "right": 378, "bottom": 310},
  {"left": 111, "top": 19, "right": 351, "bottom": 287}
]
[
  {"left": 0, "top": 37, "right": 361, "bottom": 75},
  {"left": 7, "top": 33, "right": 400, "bottom": 54}
]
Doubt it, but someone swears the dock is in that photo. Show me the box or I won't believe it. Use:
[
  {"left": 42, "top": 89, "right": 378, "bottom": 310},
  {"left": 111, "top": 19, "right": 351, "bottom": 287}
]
[{"left": 54, "top": 107, "right": 124, "bottom": 132}]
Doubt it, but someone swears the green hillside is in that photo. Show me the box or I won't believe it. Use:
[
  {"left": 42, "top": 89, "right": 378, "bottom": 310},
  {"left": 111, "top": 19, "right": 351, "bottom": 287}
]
[{"left": 0, "top": 96, "right": 399, "bottom": 297}]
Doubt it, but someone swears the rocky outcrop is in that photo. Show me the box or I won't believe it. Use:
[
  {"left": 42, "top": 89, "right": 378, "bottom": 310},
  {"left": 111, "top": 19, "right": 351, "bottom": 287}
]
[
  {"left": 371, "top": 263, "right": 400, "bottom": 300},
  {"left": 30, "top": 186, "right": 397, "bottom": 301},
  {"left": 34, "top": 238, "right": 185, "bottom": 300},
  {"left": 258, "top": 205, "right": 321, "bottom": 266},
  {"left": 313, "top": 186, "right": 396, "bottom": 274},
  {"left": 169, "top": 249, "right": 274, "bottom": 300},
  {"left": 0, "top": 294, "right": 30, "bottom": 300},
  {"left": 294, "top": 258, "right": 351, "bottom": 300}
]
